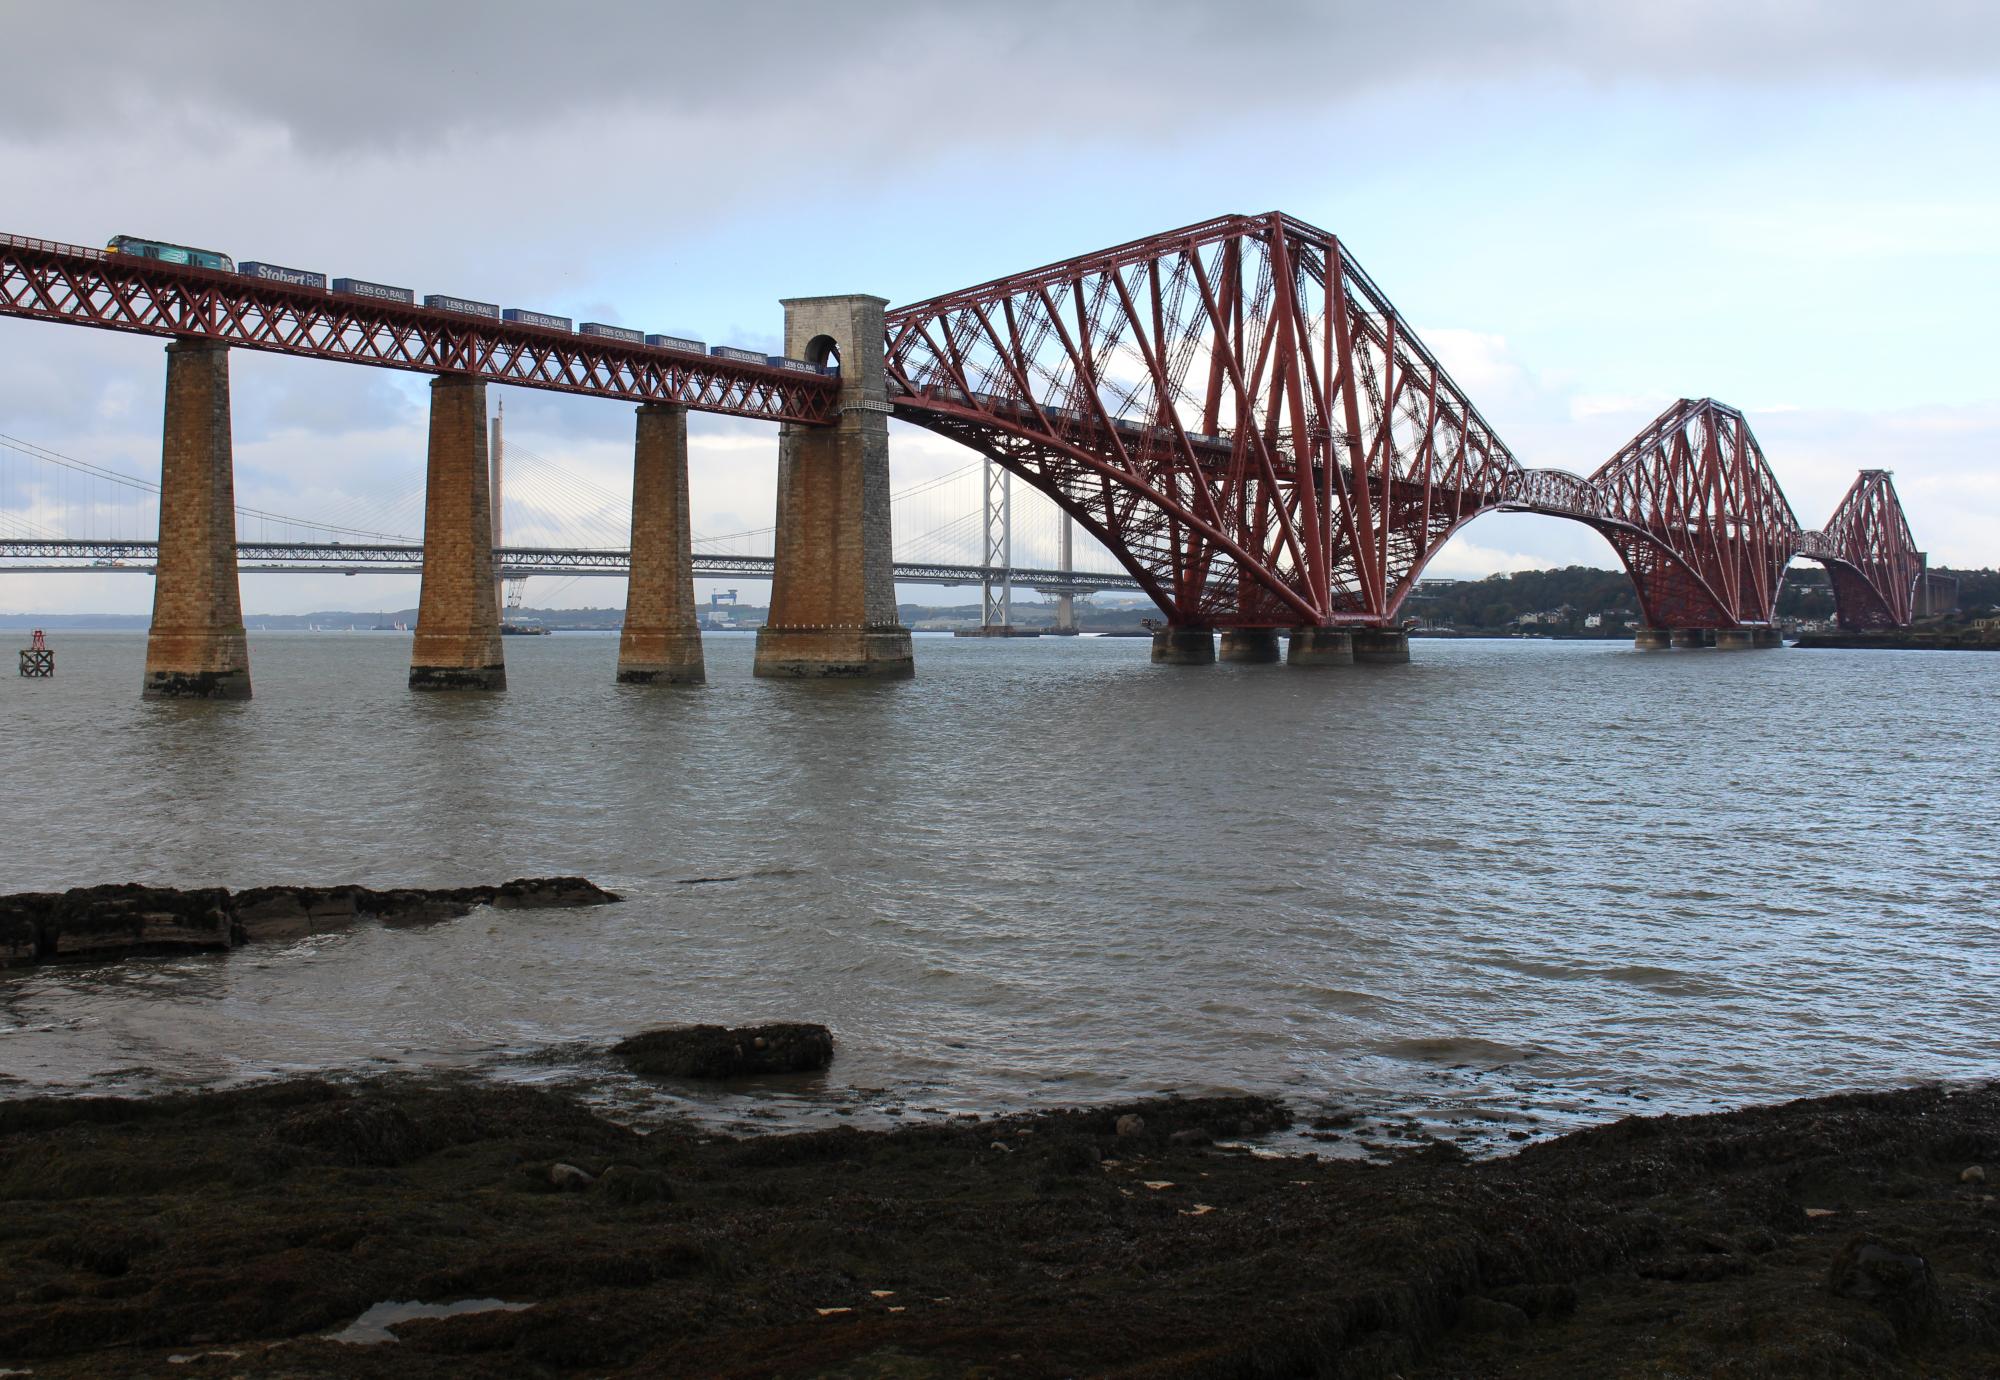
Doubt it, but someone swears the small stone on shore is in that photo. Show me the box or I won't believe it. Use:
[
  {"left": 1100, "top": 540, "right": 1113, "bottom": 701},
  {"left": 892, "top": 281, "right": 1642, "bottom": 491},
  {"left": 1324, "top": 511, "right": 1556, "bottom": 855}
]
[{"left": 547, "top": 1162, "right": 595, "bottom": 1191}]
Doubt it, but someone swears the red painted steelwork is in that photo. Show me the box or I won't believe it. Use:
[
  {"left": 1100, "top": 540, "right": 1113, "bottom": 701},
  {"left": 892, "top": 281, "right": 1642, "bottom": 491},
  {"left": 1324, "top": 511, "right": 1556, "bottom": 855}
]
[
  {"left": 0, "top": 234, "right": 836, "bottom": 424},
  {"left": 886, "top": 214, "right": 1922, "bottom": 632},
  {"left": 1796, "top": 471, "right": 1922, "bottom": 629},
  {"left": 1582, "top": 399, "right": 1797, "bottom": 628},
  {"left": 885, "top": 212, "right": 1518, "bottom": 628}
]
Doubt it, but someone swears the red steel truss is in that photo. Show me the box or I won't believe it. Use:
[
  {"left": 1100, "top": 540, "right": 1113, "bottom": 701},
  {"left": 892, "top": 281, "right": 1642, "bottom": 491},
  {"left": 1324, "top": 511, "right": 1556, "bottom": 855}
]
[
  {"left": 1581, "top": 399, "right": 1797, "bottom": 628},
  {"left": 884, "top": 212, "right": 1517, "bottom": 627},
  {"left": 1796, "top": 471, "right": 1922, "bottom": 629},
  {"left": 886, "top": 213, "right": 1922, "bottom": 631},
  {"left": 0, "top": 234, "right": 836, "bottom": 424}
]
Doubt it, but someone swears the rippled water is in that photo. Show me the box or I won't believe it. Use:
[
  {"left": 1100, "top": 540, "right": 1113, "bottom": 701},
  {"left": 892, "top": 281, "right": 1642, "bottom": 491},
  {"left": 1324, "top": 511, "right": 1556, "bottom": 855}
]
[{"left": 2, "top": 630, "right": 1995, "bottom": 1151}]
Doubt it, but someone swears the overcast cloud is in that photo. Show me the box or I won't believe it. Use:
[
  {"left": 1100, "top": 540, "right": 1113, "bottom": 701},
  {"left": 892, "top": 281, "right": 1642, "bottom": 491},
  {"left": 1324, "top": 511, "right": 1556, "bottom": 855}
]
[
  {"left": 2, "top": 0, "right": 1996, "bottom": 613},
  {"left": 7, "top": 2, "right": 1996, "bottom": 153}
]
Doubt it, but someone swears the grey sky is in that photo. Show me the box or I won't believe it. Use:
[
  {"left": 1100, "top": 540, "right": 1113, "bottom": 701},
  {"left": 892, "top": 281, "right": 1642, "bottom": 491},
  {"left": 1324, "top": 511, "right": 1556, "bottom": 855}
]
[{"left": 6, "top": 2, "right": 1995, "bottom": 154}]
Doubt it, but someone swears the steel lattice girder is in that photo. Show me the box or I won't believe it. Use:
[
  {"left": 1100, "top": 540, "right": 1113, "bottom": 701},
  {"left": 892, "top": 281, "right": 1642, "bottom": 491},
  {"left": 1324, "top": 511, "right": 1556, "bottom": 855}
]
[
  {"left": 0, "top": 539, "right": 1142, "bottom": 594},
  {"left": 884, "top": 213, "right": 1924, "bottom": 633},
  {"left": 1795, "top": 471, "right": 1922, "bottom": 630},
  {"left": 1585, "top": 398, "right": 1799, "bottom": 629},
  {"left": 0, "top": 235, "right": 836, "bottom": 424},
  {"left": 884, "top": 212, "right": 1518, "bottom": 629}
]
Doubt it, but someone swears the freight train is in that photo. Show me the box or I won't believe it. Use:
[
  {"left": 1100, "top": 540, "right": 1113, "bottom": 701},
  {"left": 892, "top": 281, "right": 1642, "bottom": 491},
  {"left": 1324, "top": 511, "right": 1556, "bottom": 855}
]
[{"left": 102, "top": 235, "right": 833, "bottom": 374}]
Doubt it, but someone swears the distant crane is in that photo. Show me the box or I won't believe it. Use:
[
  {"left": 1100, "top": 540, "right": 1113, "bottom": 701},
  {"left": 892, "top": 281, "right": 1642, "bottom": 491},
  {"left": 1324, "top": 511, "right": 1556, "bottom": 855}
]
[{"left": 705, "top": 587, "right": 739, "bottom": 628}]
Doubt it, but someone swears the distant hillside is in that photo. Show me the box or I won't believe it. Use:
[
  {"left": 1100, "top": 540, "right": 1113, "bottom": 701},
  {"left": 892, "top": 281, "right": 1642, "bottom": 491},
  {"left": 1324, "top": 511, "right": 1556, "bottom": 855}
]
[
  {"left": 1411, "top": 565, "right": 1999, "bottom": 631},
  {"left": 5, "top": 567, "right": 1993, "bottom": 632}
]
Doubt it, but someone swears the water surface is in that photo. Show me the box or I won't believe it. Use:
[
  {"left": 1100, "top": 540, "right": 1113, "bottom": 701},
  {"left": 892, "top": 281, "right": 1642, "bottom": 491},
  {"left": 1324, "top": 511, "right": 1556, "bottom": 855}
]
[{"left": 2, "top": 631, "right": 1994, "bottom": 1151}]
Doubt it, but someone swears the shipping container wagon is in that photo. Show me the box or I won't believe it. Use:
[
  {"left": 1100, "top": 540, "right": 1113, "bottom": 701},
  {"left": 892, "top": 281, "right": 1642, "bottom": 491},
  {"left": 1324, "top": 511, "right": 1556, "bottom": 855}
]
[
  {"left": 765, "top": 355, "right": 821, "bottom": 375},
  {"left": 579, "top": 322, "right": 645, "bottom": 344},
  {"left": 709, "top": 345, "right": 766, "bottom": 365},
  {"left": 332, "top": 277, "right": 416, "bottom": 306},
  {"left": 645, "top": 334, "right": 706, "bottom": 354},
  {"left": 238, "top": 261, "right": 328, "bottom": 290},
  {"left": 424, "top": 293, "right": 502, "bottom": 320},
  {"left": 105, "top": 235, "right": 234, "bottom": 272},
  {"left": 502, "top": 307, "right": 573, "bottom": 332}
]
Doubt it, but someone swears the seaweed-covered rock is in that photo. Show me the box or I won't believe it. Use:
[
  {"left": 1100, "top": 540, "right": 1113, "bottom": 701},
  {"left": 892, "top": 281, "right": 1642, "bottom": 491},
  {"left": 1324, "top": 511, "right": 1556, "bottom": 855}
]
[
  {"left": 0, "top": 878, "right": 623, "bottom": 963},
  {"left": 612, "top": 1023, "right": 834, "bottom": 1079},
  {"left": 1828, "top": 1235, "right": 1943, "bottom": 1339},
  {"left": 0, "top": 893, "right": 52, "bottom": 967},
  {"left": 489, "top": 877, "right": 619, "bottom": 910},
  {"left": 44, "top": 884, "right": 234, "bottom": 960},
  {"left": 272, "top": 1098, "right": 431, "bottom": 1167},
  {"left": 231, "top": 885, "right": 367, "bottom": 942}
]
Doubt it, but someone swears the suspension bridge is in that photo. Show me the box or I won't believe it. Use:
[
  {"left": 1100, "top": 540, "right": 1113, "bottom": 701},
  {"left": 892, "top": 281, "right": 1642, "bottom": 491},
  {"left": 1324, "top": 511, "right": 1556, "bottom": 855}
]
[{"left": 0, "top": 214, "right": 1926, "bottom": 697}]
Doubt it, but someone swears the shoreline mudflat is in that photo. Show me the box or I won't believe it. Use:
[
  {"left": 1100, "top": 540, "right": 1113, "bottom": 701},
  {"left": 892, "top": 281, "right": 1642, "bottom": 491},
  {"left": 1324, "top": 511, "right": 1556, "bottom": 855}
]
[{"left": 1, "top": 1077, "right": 1996, "bottom": 1376}]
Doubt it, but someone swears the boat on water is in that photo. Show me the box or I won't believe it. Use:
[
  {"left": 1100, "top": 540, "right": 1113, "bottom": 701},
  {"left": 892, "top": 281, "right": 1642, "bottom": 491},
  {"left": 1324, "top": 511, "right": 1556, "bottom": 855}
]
[{"left": 500, "top": 623, "right": 551, "bottom": 636}]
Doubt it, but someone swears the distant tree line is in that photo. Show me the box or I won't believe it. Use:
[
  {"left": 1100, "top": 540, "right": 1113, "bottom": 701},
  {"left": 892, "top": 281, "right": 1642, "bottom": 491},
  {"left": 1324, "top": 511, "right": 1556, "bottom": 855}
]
[{"left": 1407, "top": 565, "right": 2000, "bottom": 631}]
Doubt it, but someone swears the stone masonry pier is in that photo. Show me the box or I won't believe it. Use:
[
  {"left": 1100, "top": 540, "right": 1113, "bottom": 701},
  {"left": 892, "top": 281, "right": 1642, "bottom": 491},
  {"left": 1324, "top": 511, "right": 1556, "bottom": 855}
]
[
  {"left": 410, "top": 374, "right": 505, "bottom": 691},
  {"left": 143, "top": 338, "right": 250, "bottom": 700},
  {"left": 754, "top": 295, "right": 913, "bottom": 678},
  {"left": 617, "top": 403, "right": 704, "bottom": 685}
]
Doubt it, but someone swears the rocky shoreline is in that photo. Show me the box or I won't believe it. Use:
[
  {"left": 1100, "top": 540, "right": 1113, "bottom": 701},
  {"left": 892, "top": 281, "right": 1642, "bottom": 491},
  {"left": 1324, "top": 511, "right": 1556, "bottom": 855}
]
[
  {"left": 0, "top": 1075, "right": 1996, "bottom": 1376},
  {"left": 0, "top": 878, "right": 619, "bottom": 968}
]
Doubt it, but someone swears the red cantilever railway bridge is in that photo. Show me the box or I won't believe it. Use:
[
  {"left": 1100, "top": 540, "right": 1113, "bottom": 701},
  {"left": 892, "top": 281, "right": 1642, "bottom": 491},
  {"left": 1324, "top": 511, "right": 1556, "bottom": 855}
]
[{"left": 0, "top": 217, "right": 1922, "bottom": 633}]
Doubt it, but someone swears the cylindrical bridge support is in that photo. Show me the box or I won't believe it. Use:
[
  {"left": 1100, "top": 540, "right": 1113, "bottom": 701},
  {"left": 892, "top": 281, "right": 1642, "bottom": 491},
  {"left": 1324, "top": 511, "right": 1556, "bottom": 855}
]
[
  {"left": 1633, "top": 626, "right": 1674, "bottom": 649},
  {"left": 1351, "top": 628, "right": 1411, "bottom": 664},
  {"left": 410, "top": 375, "right": 505, "bottom": 690},
  {"left": 1288, "top": 627, "right": 1354, "bottom": 666},
  {"left": 1671, "top": 628, "right": 1713, "bottom": 649},
  {"left": 1218, "top": 628, "right": 1282, "bottom": 663},
  {"left": 617, "top": 403, "right": 704, "bottom": 685},
  {"left": 754, "top": 295, "right": 913, "bottom": 679},
  {"left": 144, "top": 338, "right": 250, "bottom": 700},
  {"left": 1150, "top": 626, "right": 1215, "bottom": 665}
]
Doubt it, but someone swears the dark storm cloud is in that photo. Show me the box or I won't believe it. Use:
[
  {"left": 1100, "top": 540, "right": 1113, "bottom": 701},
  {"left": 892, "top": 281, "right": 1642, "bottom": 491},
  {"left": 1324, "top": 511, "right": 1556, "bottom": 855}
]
[{"left": 4, "top": 1, "right": 1993, "bottom": 151}]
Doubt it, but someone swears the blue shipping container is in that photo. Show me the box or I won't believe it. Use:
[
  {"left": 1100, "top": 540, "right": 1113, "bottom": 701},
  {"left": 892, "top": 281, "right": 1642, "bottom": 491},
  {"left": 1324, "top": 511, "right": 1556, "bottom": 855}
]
[
  {"left": 239, "top": 261, "right": 328, "bottom": 290},
  {"left": 580, "top": 322, "right": 645, "bottom": 344},
  {"left": 331, "top": 277, "right": 416, "bottom": 305},
  {"left": 424, "top": 293, "right": 501, "bottom": 320},
  {"left": 502, "top": 307, "right": 573, "bottom": 332},
  {"left": 645, "top": 334, "right": 706, "bottom": 354}
]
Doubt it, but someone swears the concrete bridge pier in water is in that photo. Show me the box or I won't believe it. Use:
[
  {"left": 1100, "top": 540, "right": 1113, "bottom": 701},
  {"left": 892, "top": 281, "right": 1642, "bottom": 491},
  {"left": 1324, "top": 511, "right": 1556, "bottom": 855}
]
[
  {"left": 1217, "top": 629, "right": 1281, "bottom": 663},
  {"left": 143, "top": 338, "right": 250, "bottom": 700},
  {"left": 1150, "top": 627, "right": 1215, "bottom": 665},
  {"left": 1351, "top": 629, "right": 1410, "bottom": 664},
  {"left": 754, "top": 295, "right": 913, "bottom": 679},
  {"left": 1156, "top": 625, "right": 1409, "bottom": 666},
  {"left": 1288, "top": 628, "right": 1354, "bottom": 665}
]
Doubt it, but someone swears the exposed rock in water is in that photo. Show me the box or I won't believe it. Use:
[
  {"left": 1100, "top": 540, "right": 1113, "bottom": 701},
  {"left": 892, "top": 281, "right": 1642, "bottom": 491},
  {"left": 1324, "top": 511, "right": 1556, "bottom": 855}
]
[
  {"left": 231, "top": 876, "right": 618, "bottom": 942},
  {"left": 612, "top": 1023, "right": 835, "bottom": 1079},
  {"left": 0, "top": 877, "right": 619, "bottom": 969}
]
